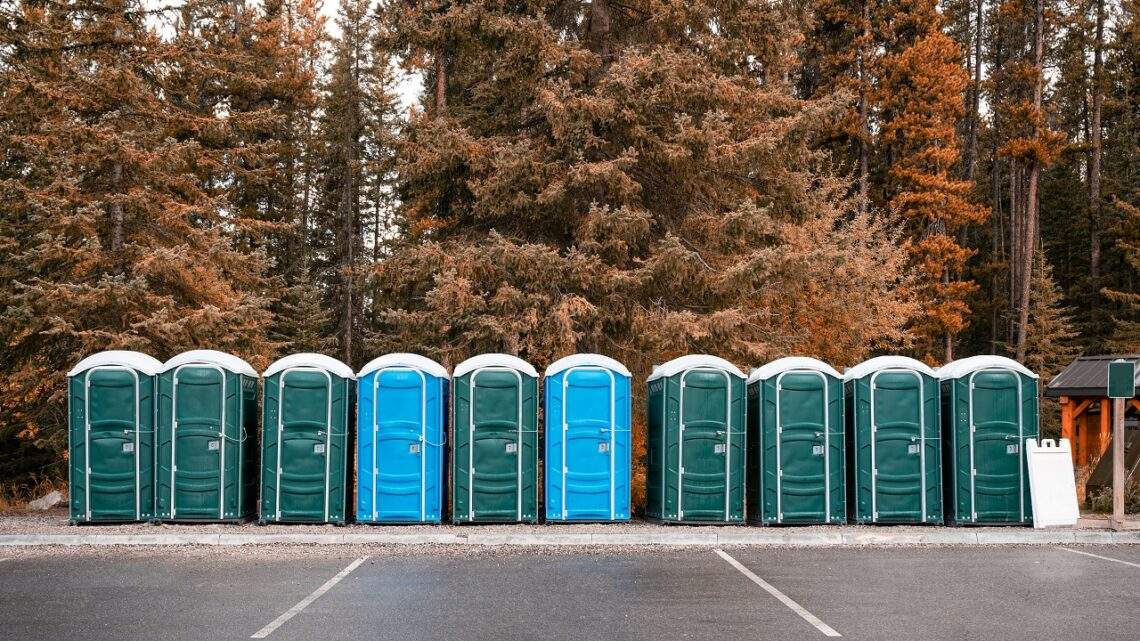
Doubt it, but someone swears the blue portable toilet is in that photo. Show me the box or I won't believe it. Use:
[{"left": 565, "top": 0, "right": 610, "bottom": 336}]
[
  {"left": 544, "top": 354, "right": 632, "bottom": 522},
  {"left": 356, "top": 353, "right": 449, "bottom": 523}
]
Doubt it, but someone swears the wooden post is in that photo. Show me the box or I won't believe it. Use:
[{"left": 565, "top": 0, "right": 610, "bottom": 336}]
[
  {"left": 1060, "top": 396, "right": 1074, "bottom": 463},
  {"left": 1112, "top": 397, "right": 1126, "bottom": 530},
  {"left": 1099, "top": 398, "right": 1111, "bottom": 464}
]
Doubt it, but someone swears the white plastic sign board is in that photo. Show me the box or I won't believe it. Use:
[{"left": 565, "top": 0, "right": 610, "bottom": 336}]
[{"left": 1025, "top": 438, "right": 1080, "bottom": 528}]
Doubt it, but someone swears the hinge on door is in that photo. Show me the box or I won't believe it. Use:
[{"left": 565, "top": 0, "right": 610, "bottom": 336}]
[
  {"left": 680, "top": 466, "right": 685, "bottom": 474},
  {"left": 972, "top": 468, "right": 977, "bottom": 476}
]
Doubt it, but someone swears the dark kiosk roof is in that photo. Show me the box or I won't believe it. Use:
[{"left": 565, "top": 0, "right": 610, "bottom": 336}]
[{"left": 1045, "top": 354, "right": 1140, "bottom": 398}]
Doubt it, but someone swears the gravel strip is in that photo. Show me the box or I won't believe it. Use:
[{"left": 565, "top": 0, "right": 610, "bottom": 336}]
[{"left": 3, "top": 508, "right": 1137, "bottom": 554}]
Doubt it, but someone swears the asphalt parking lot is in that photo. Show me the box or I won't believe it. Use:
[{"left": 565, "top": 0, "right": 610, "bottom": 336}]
[{"left": 1, "top": 544, "right": 1137, "bottom": 641}]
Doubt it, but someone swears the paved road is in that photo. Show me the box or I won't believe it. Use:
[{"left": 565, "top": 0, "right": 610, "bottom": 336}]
[{"left": 1, "top": 545, "right": 1137, "bottom": 640}]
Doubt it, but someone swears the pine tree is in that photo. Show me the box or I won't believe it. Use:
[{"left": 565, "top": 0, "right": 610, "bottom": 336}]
[
  {"left": 0, "top": 0, "right": 273, "bottom": 487},
  {"left": 943, "top": 0, "right": 985, "bottom": 184},
  {"left": 265, "top": 0, "right": 330, "bottom": 356},
  {"left": 1105, "top": 200, "right": 1140, "bottom": 350},
  {"left": 271, "top": 280, "right": 338, "bottom": 353},
  {"left": 313, "top": 0, "right": 380, "bottom": 368},
  {"left": 993, "top": 0, "right": 1063, "bottom": 359},
  {"left": 376, "top": 0, "right": 916, "bottom": 371},
  {"left": 875, "top": 0, "right": 988, "bottom": 362},
  {"left": 798, "top": 0, "right": 874, "bottom": 210},
  {"left": 166, "top": 0, "right": 328, "bottom": 360},
  {"left": 359, "top": 19, "right": 405, "bottom": 353},
  {"left": 1100, "top": 0, "right": 1140, "bottom": 351},
  {"left": 1022, "top": 250, "right": 1080, "bottom": 437}
]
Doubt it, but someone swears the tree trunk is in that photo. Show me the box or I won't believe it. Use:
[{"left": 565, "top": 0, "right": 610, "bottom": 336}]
[
  {"left": 340, "top": 42, "right": 362, "bottom": 367},
  {"left": 990, "top": 22, "right": 1004, "bottom": 353},
  {"left": 109, "top": 161, "right": 124, "bottom": 253},
  {"left": 587, "top": 0, "right": 613, "bottom": 88},
  {"left": 301, "top": 114, "right": 313, "bottom": 272},
  {"left": 966, "top": 0, "right": 983, "bottom": 182},
  {"left": 857, "top": 0, "right": 870, "bottom": 214},
  {"left": 990, "top": 141, "right": 1002, "bottom": 353},
  {"left": 1009, "top": 161, "right": 1020, "bottom": 347},
  {"left": 434, "top": 54, "right": 447, "bottom": 115},
  {"left": 945, "top": 259, "right": 954, "bottom": 361},
  {"left": 374, "top": 185, "right": 382, "bottom": 262},
  {"left": 1016, "top": 0, "right": 1046, "bottom": 362},
  {"left": 588, "top": 0, "right": 612, "bottom": 60},
  {"left": 1089, "top": 0, "right": 1104, "bottom": 301}
]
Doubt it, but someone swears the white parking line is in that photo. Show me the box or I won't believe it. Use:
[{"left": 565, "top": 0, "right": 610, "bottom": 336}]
[
  {"left": 1060, "top": 547, "right": 1140, "bottom": 569},
  {"left": 251, "top": 556, "right": 369, "bottom": 639},
  {"left": 715, "top": 549, "right": 841, "bottom": 637}
]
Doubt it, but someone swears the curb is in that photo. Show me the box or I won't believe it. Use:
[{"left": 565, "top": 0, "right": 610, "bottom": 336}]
[{"left": 2, "top": 529, "right": 1139, "bottom": 547}]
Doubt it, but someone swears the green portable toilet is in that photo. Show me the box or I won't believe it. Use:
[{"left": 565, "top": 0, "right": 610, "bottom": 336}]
[
  {"left": 939, "top": 355, "right": 1038, "bottom": 525},
  {"left": 843, "top": 356, "right": 941, "bottom": 524},
  {"left": 67, "top": 350, "right": 163, "bottom": 523},
  {"left": 646, "top": 355, "right": 746, "bottom": 523},
  {"left": 451, "top": 354, "right": 539, "bottom": 523},
  {"left": 156, "top": 350, "right": 259, "bottom": 522},
  {"left": 260, "top": 353, "right": 354, "bottom": 524},
  {"left": 747, "top": 357, "right": 845, "bottom": 525}
]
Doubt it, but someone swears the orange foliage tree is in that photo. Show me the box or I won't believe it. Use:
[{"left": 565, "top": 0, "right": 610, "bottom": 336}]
[{"left": 876, "top": 2, "right": 988, "bottom": 363}]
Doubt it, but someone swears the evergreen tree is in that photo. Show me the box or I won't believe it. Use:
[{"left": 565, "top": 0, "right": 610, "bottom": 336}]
[
  {"left": 375, "top": 0, "right": 916, "bottom": 373},
  {"left": 167, "top": 0, "right": 328, "bottom": 358},
  {"left": 1021, "top": 250, "right": 1080, "bottom": 436},
  {"left": 1105, "top": 200, "right": 1140, "bottom": 350},
  {"left": 875, "top": 0, "right": 988, "bottom": 362},
  {"left": 271, "top": 279, "right": 338, "bottom": 353},
  {"left": 267, "top": 0, "right": 331, "bottom": 355},
  {"left": 1101, "top": 0, "right": 1140, "bottom": 351},
  {"left": 312, "top": 0, "right": 384, "bottom": 368},
  {"left": 360, "top": 20, "right": 405, "bottom": 352},
  {"left": 0, "top": 0, "right": 273, "bottom": 487},
  {"left": 993, "top": 0, "right": 1062, "bottom": 359},
  {"left": 798, "top": 0, "right": 874, "bottom": 210}
]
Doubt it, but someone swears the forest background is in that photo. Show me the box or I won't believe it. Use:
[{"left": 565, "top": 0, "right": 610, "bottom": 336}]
[{"left": 1, "top": 0, "right": 1138, "bottom": 506}]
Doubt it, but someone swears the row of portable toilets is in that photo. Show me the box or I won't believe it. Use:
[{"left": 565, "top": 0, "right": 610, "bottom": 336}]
[{"left": 67, "top": 350, "right": 1040, "bottom": 527}]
